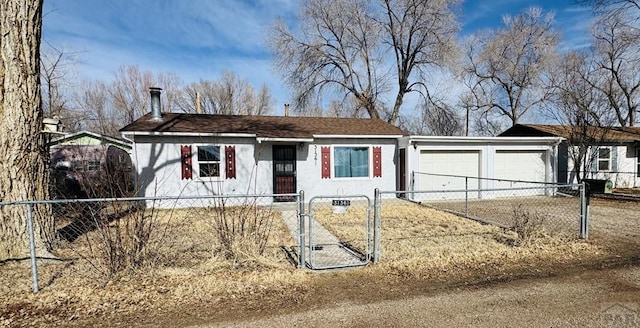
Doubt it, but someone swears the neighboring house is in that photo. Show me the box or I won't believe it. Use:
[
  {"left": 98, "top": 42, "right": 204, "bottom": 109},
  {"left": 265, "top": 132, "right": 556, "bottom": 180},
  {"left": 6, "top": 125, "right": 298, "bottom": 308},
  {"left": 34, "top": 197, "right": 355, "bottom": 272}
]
[
  {"left": 49, "top": 131, "right": 134, "bottom": 197},
  {"left": 120, "top": 113, "right": 406, "bottom": 204},
  {"left": 499, "top": 124, "right": 640, "bottom": 188},
  {"left": 397, "top": 135, "right": 563, "bottom": 200}
]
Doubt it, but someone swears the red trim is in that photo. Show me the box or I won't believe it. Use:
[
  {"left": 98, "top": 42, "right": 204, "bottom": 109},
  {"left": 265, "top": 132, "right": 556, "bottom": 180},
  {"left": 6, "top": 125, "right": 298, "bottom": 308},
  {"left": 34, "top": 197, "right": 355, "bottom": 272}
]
[
  {"left": 373, "top": 146, "right": 382, "bottom": 178},
  {"left": 181, "top": 145, "right": 192, "bottom": 180},
  {"left": 321, "top": 146, "right": 331, "bottom": 179},
  {"left": 225, "top": 146, "right": 236, "bottom": 179}
]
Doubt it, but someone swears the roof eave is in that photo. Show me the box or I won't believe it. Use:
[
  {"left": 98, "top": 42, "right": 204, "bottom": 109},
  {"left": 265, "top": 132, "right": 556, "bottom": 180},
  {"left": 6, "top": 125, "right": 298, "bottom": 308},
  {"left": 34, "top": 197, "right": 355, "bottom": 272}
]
[
  {"left": 405, "top": 135, "right": 564, "bottom": 144},
  {"left": 313, "top": 134, "right": 404, "bottom": 139},
  {"left": 256, "top": 137, "right": 315, "bottom": 143},
  {"left": 120, "top": 131, "right": 257, "bottom": 138}
]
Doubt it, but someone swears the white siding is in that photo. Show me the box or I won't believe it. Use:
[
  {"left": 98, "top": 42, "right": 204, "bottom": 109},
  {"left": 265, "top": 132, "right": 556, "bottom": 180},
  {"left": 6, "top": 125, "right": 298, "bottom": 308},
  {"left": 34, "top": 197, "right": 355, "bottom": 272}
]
[
  {"left": 130, "top": 135, "right": 398, "bottom": 207},
  {"left": 565, "top": 145, "right": 640, "bottom": 188},
  {"left": 401, "top": 136, "right": 559, "bottom": 201},
  {"left": 296, "top": 139, "right": 398, "bottom": 201}
]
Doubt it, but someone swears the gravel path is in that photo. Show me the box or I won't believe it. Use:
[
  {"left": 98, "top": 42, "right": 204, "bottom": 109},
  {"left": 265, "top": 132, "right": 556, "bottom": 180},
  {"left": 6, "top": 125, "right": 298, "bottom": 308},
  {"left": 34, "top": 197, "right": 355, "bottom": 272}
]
[{"left": 280, "top": 208, "right": 366, "bottom": 269}]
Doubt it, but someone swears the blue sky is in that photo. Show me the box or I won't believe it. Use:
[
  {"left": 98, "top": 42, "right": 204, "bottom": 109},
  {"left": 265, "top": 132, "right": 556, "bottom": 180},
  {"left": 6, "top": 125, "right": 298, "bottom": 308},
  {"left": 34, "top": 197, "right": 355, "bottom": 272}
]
[{"left": 42, "top": 0, "right": 595, "bottom": 114}]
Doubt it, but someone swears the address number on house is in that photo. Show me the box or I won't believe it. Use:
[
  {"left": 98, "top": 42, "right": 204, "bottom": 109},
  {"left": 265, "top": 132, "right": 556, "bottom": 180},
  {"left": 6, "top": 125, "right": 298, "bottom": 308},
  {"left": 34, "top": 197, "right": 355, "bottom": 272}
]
[{"left": 332, "top": 200, "right": 351, "bottom": 207}]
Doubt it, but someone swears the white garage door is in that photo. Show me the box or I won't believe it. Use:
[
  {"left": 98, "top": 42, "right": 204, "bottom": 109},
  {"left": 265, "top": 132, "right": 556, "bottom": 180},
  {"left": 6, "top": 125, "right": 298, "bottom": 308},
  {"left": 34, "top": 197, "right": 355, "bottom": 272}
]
[
  {"left": 494, "top": 150, "right": 547, "bottom": 183},
  {"left": 418, "top": 150, "right": 480, "bottom": 194}
]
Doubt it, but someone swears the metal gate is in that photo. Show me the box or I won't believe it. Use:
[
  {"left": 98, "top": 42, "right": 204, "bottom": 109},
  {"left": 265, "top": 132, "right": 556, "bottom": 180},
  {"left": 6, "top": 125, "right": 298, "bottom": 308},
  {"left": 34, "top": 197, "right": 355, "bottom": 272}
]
[{"left": 300, "top": 195, "right": 372, "bottom": 270}]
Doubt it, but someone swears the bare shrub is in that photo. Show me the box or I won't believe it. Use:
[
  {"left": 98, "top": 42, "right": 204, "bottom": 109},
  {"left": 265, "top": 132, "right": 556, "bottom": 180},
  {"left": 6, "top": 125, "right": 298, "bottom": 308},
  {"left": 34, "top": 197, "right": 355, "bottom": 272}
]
[
  {"left": 511, "top": 204, "right": 548, "bottom": 245},
  {"left": 52, "top": 199, "right": 167, "bottom": 277},
  {"left": 93, "top": 201, "right": 158, "bottom": 274},
  {"left": 209, "top": 198, "right": 275, "bottom": 262}
]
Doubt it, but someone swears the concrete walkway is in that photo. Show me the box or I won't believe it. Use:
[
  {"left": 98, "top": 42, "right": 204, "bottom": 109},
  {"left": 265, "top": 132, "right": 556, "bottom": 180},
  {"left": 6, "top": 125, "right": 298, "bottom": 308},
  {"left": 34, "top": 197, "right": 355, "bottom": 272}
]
[{"left": 278, "top": 207, "right": 366, "bottom": 269}]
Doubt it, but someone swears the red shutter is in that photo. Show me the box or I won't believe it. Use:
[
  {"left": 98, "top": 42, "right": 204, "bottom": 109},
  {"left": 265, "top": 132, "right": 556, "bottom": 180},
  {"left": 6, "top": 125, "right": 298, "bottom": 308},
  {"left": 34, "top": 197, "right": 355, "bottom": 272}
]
[
  {"left": 373, "top": 146, "right": 382, "bottom": 178},
  {"left": 321, "top": 146, "right": 331, "bottom": 179},
  {"left": 181, "top": 145, "right": 192, "bottom": 180},
  {"left": 225, "top": 146, "right": 236, "bottom": 179}
]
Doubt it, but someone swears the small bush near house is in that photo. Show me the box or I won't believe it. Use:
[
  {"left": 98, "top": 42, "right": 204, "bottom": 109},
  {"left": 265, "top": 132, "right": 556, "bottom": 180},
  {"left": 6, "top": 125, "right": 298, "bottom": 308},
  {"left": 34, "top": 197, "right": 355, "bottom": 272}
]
[
  {"left": 207, "top": 198, "right": 276, "bottom": 263},
  {"left": 53, "top": 199, "right": 167, "bottom": 277}
]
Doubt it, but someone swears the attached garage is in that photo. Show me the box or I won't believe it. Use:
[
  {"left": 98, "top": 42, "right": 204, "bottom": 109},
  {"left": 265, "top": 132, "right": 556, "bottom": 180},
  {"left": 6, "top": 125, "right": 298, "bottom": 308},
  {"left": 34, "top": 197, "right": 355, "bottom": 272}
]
[
  {"left": 494, "top": 150, "right": 547, "bottom": 184},
  {"left": 494, "top": 150, "right": 549, "bottom": 196},
  {"left": 399, "top": 136, "right": 562, "bottom": 200},
  {"left": 418, "top": 150, "right": 480, "bottom": 197}
]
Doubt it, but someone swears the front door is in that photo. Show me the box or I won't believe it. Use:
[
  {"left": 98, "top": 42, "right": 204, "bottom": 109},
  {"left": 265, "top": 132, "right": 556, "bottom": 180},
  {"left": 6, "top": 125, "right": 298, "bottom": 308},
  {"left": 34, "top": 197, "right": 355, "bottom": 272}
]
[{"left": 273, "top": 145, "right": 296, "bottom": 201}]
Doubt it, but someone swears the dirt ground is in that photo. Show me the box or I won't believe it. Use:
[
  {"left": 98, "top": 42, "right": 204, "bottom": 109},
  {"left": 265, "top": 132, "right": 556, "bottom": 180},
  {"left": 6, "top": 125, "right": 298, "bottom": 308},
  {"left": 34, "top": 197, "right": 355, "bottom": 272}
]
[
  {"left": 199, "top": 263, "right": 640, "bottom": 328},
  {"left": 1, "top": 196, "right": 638, "bottom": 328}
]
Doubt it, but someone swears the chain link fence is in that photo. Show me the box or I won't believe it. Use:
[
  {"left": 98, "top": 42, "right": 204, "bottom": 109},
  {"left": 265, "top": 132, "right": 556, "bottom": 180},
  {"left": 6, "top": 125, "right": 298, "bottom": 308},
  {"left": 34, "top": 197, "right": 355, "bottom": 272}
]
[
  {"left": 407, "top": 172, "right": 586, "bottom": 236},
  {"left": 4, "top": 193, "right": 301, "bottom": 292},
  {"left": 7, "top": 178, "right": 591, "bottom": 292},
  {"left": 304, "top": 195, "right": 372, "bottom": 270}
]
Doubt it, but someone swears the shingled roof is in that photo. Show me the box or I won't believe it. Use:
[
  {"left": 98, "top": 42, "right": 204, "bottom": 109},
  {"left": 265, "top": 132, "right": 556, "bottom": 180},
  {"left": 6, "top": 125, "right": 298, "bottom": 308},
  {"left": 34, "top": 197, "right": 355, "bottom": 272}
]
[
  {"left": 120, "top": 113, "right": 407, "bottom": 138},
  {"left": 499, "top": 124, "right": 640, "bottom": 143}
]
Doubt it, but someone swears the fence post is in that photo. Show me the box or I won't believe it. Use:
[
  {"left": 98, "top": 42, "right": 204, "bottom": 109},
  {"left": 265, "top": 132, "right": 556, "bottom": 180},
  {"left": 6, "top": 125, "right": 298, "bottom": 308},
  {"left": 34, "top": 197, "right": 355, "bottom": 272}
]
[
  {"left": 584, "top": 183, "right": 590, "bottom": 239},
  {"left": 373, "top": 188, "right": 381, "bottom": 263},
  {"left": 26, "top": 202, "right": 39, "bottom": 293},
  {"left": 297, "top": 190, "right": 305, "bottom": 268},
  {"left": 465, "top": 177, "right": 469, "bottom": 217},
  {"left": 410, "top": 171, "right": 415, "bottom": 201},
  {"left": 579, "top": 182, "right": 590, "bottom": 239}
]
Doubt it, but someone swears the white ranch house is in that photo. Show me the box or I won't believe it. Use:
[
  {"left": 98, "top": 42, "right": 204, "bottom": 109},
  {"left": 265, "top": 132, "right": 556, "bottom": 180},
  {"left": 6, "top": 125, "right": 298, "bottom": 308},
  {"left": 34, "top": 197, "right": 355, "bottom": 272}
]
[
  {"left": 120, "top": 112, "right": 405, "bottom": 204},
  {"left": 119, "top": 89, "right": 568, "bottom": 204},
  {"left": 500, "top": 124, "right": 640, "bottom": 188}
]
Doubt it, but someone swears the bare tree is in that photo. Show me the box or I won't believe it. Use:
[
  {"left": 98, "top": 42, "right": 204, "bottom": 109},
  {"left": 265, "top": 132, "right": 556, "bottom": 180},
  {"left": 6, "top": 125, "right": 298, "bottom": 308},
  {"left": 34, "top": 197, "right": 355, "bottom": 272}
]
[
  {"left": 461, "top": 7, "right": 559, "bottom": 127},
  {"left": 579, "top": 0, "right": 640, "bottom": 17},
  {"left": 269, "top": 0, "right": 460, "bottom": 124},
  {"left": 40, "top": 42, "right": 80, "bottom": 119},
  {"left": 590, "top": 10, "right": 640, "bottom": 126},
  {"left": 109, "top": 66, "right": 156, "bottom": 124},
  {"left": 109, "top": 65, "right": 182, "bottom": 126},
  {"left": 382, "top": 0, "right": 460, "bottom": 124},
  {"left": 546, "top": 51, "right": 614, "bottom": 182},
  {"left": 73, "top": 80, "right": 120, "bottom": 135},
  {"left": 0, "top": 0, "right": 53, "bottom": 259},
  {"left": 399, "top": 89, "right": 463, "bottom": 135},
  {"left": 254, "top": 84, "right": 274, "bottom": 116},
  {"left": 177, "top": 80, "right": 219, "bottom": 114},
  {"left": 71, "top": 66, "right": 182, "bottom": 136},
  {"left": 176, "top": 70, "right": 273, "bottom": 115}
]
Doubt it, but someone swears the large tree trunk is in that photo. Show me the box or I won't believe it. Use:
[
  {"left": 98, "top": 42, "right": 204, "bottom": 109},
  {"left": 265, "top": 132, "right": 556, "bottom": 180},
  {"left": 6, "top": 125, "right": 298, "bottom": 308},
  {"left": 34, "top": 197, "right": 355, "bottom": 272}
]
[{"left": 0, "top": 0, "right": 51, "bottom": 260}]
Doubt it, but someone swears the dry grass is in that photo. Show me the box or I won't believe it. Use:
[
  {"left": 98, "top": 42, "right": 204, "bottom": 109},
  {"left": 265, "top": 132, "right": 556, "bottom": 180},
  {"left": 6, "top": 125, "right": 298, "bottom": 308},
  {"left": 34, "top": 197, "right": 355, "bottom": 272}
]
[
  {"left": 1, "top": 198, "right": 634, "bottom": 327},
  {"left": 313, "top": 200, "right": 605, "bottom": 279},
  {"left": 0, "top": 203, "right": 306, "bottom": 327}
]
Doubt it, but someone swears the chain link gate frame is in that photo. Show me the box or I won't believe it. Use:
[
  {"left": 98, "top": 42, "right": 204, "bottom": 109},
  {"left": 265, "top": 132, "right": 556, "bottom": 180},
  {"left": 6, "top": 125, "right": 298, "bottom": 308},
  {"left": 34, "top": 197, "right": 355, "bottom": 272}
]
[{"left": 297, "top": 194, "right": 374, "bottom": 270}]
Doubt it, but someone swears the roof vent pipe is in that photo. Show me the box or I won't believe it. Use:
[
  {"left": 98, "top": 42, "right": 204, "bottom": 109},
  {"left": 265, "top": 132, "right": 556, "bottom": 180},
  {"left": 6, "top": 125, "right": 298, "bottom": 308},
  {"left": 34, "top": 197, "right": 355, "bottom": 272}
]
[
  {"left": 284, "top": 103, "right": 290, "bottom": 117},
  {"left": 150, "top": 87, "right": 162, "bottom": 121}
]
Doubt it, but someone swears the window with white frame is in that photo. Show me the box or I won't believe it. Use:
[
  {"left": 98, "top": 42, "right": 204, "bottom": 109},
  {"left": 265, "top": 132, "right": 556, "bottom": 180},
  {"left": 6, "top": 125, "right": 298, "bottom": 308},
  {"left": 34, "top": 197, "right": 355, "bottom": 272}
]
[
  {"left": 597, "top": 147, "right": 611, "bottom": 171},
  {"left": 197, "top": 145, "right": 220, "bottom": 178},
  {"left": 334, "top": 147, "right": 369, "bottom": 178}
]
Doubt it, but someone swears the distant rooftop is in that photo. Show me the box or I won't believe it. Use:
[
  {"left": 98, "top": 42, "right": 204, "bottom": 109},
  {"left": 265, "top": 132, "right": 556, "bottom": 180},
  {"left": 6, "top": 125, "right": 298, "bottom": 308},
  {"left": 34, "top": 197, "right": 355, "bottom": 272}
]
[{"left": 499, "top": 124, "right": 640, "bottom": 143}]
